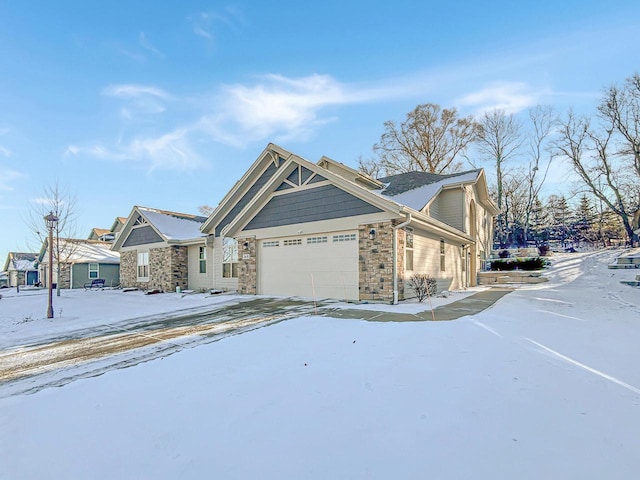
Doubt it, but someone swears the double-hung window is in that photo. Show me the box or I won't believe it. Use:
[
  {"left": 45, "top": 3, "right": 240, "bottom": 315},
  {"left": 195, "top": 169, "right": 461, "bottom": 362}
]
[
  {"left": 199, "top": 246, "right": 206, "bottom": 274},
  {"left": 405, "top": 228, "right": 414, "bottom": 271},
  {"left": 440, "top": 239, "right": 446, "bottom": 272},
  {"left": 222, "top": 238, "right": 238, "bottom": 278},
  {"left": 88, "top": 263, "right": 99, "bottom": 279},
  {"left": 137, "top": 252, "right": 149, "bottom": 281}
]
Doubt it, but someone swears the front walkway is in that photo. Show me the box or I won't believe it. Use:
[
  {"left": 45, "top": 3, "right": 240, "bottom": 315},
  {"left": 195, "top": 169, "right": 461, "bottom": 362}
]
[{"left": 325, "top": 288, "right": 514, "bottom": 321}]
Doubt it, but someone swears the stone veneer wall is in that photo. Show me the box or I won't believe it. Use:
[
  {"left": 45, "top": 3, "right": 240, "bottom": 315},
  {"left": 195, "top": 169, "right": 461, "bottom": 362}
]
[
  {"left": 119, "top": 250, "right": 137, "bottom": 288},
  {"left": 237, "top": 237, "right": 257, "bottom": 294},
  {"left": 56, "top": 264, "right": 71, "bottom": 289},
  {"left": 358, "top": 221, "right": 405, "bottom": 302},
  {"left": 150, "top": 246, "right": 188, "bottom": 292},
  {"left": 119, "top": 247, "right": 188, "bottom": 292}
]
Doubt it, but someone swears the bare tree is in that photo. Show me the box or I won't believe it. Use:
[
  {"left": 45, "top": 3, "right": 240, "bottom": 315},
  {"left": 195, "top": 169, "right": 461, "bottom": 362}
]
[
  {"left": 555, "top": 110, "right": 638, "bottom": 244},
  {"left": 25, "top": 182, "right": 79, "bottom": 296},
  {"left": 476, "top": 109, "right": 523, "bottom": 247},
  {"left": 370, "top": 103, "right": 480, "bottom": 176},
  {"left": 198, "top": 205, "right": 215, "bottom": 216},
  {"left": 599, "top": 73, "right": 640, "bottom": 178},
  {"left": 356, "top": 155, "right": 384, "bottom": 179},
  {"left": 522, "top": 106, "right": 557, "bottom": 244}
]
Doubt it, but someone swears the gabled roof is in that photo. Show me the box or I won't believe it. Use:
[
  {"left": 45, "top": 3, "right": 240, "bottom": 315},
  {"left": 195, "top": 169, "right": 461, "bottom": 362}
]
[
  {"left": 88, "top": 227, "right": 111, "bottom": 240},
  {"left": 316, "top": 156, "right": 384, "bottom": 189},
  {"left": 110, "top": 217, "right": 127, "bottom": 232},
  {"left": 38, "top": 239, "right": 120, "bottom": 265},
  {"left": 201, "top": 143, "right": 294, "bottom": 235},
  {"left": 377, "top": 170, "right": 483, "bottom": 211},
  {"left": 112, "top": 206, "right": 207, "bottom": 250},
  {"left": 3, "top": 252, "right": 38, "bottom": 272},
  {"left": 202, "top": 143, "right": 498, "bottom": 243},
  {"left": 217, "top": 146, "right": 404, "bottom": 238},
  {"left": 138, "top": 207, "right": 207, "bottom": 240},
  {"left": 377, "top": 169, "right": 499, "bottom": 215}
]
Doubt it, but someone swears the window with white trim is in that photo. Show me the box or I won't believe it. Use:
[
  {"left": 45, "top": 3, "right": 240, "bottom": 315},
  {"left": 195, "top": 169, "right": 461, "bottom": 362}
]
[
  {"left": 440, "top": 239, "right": 446, "bottom": 272},
  {"left": 222, "top": 238, "right": 238, "bottom": 278},
  {"left": 137, "top": 252, "right": 149, "bottom": 281},
  {"left": 199, "top": 246, "right": 206, "bottom": 274},
  {"left": 405, "top": 228, "right": 414, "bottom": 271},
  {"left": 306, "top": 236, "right": 327, "bottom": 244},
  {"left": 88, "top": 263, "right": 99, "bottom": 279},
  {"left": 332, "top": 234, "right": 356, "bottom": 242},
  {"left": 284, "top": 239, "right": 302, "bottom": 246}
]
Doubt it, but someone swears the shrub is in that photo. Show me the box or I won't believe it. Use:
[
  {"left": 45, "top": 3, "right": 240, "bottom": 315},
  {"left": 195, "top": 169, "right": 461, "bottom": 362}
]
[
  {"left": 408, "top": 274, "right": 438, "bottom": 302},
  {"left": 489, "top": 257, "right": 547, "bottom": 271}
]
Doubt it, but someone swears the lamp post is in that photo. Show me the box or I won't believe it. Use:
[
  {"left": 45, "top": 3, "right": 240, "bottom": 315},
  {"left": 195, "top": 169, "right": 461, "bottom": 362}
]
[{"left": 44, "top": 211, "right": 59, "bottom": 318}]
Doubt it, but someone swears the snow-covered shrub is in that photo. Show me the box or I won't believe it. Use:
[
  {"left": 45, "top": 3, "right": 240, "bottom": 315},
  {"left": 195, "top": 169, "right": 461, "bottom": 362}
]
[{"left": 408, "top": 274, "right": 438, "bottom": 302}]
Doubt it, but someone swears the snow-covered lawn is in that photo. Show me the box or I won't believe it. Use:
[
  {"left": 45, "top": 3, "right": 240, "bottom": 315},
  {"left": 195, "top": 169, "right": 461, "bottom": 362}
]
[{"left": 1, "top": 249, "right": 639, "bottom": 479}]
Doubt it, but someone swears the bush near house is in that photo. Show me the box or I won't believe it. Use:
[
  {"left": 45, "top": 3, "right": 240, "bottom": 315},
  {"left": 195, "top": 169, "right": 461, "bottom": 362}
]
[
  {"left": 489, "top": 257, "right": 547, "bottom": 271},
  {"left": 408, "top": 274, "right": 438, "bottom": 302}
]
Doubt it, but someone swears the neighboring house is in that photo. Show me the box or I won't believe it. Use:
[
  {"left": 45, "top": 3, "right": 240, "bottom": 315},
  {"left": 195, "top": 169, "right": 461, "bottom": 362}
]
[
  {"left": 199, "top": 143, "right": 498, "bottom": 302},
  {"left": 38, "top": 239, "right": 120, "bottom": 289},
  {"left": 111, "top": 207, "right": 208, "bottom": 292},
  {"left": 88, "top": 228, "right": 112, "bottom": 242},
  {"left": 88, "top": 216, "right": 127, "bottom": 242},
  {"left": 2, "top": 252, "right": 39, "bottom": 287},
  {"left": 0, "top": 271, "right": 8, "bottom": 288}
]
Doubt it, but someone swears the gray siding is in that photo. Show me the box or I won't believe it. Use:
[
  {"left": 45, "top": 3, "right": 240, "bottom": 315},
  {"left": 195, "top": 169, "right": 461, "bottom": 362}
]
[
  {"left": 71, "top": 263, "right": 120, "bottom": 289},
  {"left": 216, "top": 162, "right": 278, "bottom": 236},
  {"left": 245, "top": 184, "right": 383, "bottom": 230},
  {"left": 123, "top": 226, "right": 163, "bottom": 247}
]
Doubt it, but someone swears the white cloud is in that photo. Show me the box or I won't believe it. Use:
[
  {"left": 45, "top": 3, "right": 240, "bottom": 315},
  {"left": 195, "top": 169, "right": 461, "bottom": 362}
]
[
  {"left": 65, "top": 128, "right": 206, "bottom": 172},
  {"left": 456, "top": 82, "right": 549, "bottom": 115},
  {"left": 0, "top": 167, "right": 22, "bottom": 192},
  {"left": 197, "top": 73, "right": 402, "bottom": 146},
  {"left": 102, "top": 84, "right": 169, "bottom": 99},
  {"left": 190, "top": 8, "right": 245, "bottom": 42},
  {"left": 102, "top": 84, "right": 169, "bottom": 119},
  {"left": 139, "top": 32, "right": 164, "bottom": 58},
  {"left": 0, "top": 146, "right": 11, "bottom": 157},
  {"left": 68, "top": 73, "right": 422, "bottom": 170}
]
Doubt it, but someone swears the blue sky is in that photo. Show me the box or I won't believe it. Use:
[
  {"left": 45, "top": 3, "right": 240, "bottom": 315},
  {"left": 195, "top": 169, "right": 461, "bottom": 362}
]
[{"left": 1, "top": 1, "right": 639, "bottom": 263}]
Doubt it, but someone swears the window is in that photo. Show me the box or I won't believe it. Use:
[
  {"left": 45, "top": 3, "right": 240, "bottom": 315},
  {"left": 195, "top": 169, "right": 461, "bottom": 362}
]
[
  {"left": 88, "top": 263, "right": 99, "bottom": 279},
  {"left": 405, "top": 228, "right": 414, "bottom": 271},
  {"left": 199, "top": 246, "right": 206, "bottom": 274},
  {"left": 332, "top": 234, "right": 356, "bottom": 242},
  {"left": 284, "top": 239, "right": 302, "bottom": 246},
  {"left": 306, "top": 236, "right": 327, "bottom": 244},
  {"left": 137, "top": 252, "right": 149, "bottom": 280},
  {"left": 440, "top": 239, "right": 446, "bottom": 272},
  {"left": 222, "top": 238, "right": 238, "bottom": 278},
  {"left": 263, "top": 241, "right": 279, "bottom": 247}
]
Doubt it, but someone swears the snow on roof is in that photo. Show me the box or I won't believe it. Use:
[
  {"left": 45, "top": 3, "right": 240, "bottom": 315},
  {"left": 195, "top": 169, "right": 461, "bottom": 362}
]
[
  {"left": 5, "top": 252, "right": 38, "bottom": 272},
  {"left": 377, "top": 170, "right": 480, "bottom": 211},
  {"left": 43, "top": 240, "right": 120, "bottom": 264},
  {"left": 139, "top": 207, "right": 207, "bottom": 241}
]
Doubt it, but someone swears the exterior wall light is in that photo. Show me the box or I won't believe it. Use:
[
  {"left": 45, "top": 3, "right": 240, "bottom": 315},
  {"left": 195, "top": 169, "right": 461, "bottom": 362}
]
[{"left": 369, "top": 228, "right": 376, "bottom": 240}]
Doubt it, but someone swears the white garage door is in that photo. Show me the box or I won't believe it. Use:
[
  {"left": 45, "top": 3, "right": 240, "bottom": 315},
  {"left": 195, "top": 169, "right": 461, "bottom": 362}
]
[{"left": 258, "top": 231, "right": 359, "bottom": 300}]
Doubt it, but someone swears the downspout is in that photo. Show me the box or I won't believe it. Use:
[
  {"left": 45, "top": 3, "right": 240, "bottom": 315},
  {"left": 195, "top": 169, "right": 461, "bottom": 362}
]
[{"left": 392, "top": 211, "right": 412, "bottom": 305}]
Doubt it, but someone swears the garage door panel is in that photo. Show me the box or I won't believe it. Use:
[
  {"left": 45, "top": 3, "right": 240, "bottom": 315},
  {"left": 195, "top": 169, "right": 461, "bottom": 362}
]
[{"left": 258, "top": 231, "right": 358, "bottom": 300}]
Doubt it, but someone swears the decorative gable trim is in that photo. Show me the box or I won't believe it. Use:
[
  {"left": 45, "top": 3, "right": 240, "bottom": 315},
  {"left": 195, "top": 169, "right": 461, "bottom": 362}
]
[{"left": 200, "top": 143, "right": 293, "bottom": 235}]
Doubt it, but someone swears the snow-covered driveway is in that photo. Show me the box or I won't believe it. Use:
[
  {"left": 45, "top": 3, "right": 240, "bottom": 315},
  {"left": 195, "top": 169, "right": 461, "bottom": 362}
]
[{"left": 1, "top": 249, "right": 639, "bottom": 480}]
